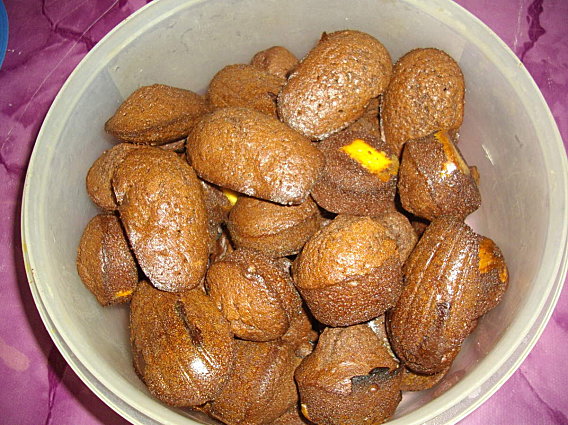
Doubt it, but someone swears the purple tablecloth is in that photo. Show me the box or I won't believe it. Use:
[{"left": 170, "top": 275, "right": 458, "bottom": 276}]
[{"left": 1, "top": 0, "right": 566, "bottom": 424}]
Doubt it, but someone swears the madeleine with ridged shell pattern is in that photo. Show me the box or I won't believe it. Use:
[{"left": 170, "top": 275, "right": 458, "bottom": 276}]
[
  {"left": 388, "top": 216, "right": 508, "bottom": 375},
  {"left": 209, "top": 339, "right": 302, "bottom": 425},
  {"left": 130, "top": 282, "right": 235, "bottom": 407},
  {"left": 86, "top": 143, "right": 140, "bottom": 211}
]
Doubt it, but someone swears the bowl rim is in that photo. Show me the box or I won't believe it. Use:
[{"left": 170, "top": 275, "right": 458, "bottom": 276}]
[{"left": 21, "top": 0, "right": 568, "bottom": 424}]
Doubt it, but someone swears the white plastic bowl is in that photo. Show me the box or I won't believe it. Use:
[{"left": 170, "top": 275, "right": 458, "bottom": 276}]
[{"left": 22, "top": 0, "right": 568, "bottom": 424}]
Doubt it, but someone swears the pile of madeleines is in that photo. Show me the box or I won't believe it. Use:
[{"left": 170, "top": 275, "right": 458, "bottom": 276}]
[{"left": 76, "top": 30, "right": 509, "bottom": 424}]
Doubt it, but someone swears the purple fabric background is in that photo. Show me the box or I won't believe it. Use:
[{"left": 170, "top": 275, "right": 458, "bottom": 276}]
[{"left": 0, "top": 0, "right": 566, "bottom": 424}]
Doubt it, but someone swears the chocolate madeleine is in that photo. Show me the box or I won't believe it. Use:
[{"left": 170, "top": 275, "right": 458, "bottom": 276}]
[
  {"left": 292, "top": 215, "right": 402, "bottom": 326},
  {"left": 206, "top": 248, "right": 302, "bottom": 341},
  {"left": 295, "top": 324, "right": 402, "bottom": 425},
  {"left": 398, "top": 130, "right": 481, "bottom": 221},
  {"left": 86, "top": 143, "right": 139, "bottom": 211},
  {"left": 227, "top": 196, "right": 322, "bottom": 257},
  {"left": 105, "top": 84, "right": 210, "bottom": 145},
  {"left": 187, "top": 107, "right": 324, "bottom": 205},
  {"left": 388, "top": 217, "right": 502, "bottom": 374},
  {"left": 311, "top": 130, "right": 399, "bottom": 216},
  {"left": 382, "top": 48, "right": 465, "bottom": 156},
  {"left": 76, "top": 214, "right": 138, "bottom": 305},
  {"left": 278, "top": 30, "right": 392, "bottom": 140},
  {"left": 209, "top": 339, "right": 302, "bottom": 425},
  {"left": 251, "top": 45, "right": 299, "bottom": 79},
  {"left": 130, "top": 282, "right": 235, "bottom": 407},
  {"left": 208, "top": 64, "right": 285, "bottom": 117},
  {"left": 112, "top": 147, "right": 209, "bottom": 292}
]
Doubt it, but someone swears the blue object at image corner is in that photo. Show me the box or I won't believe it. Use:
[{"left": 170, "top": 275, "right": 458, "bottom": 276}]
[{"left": 0, "top": 0, "right": 8, "bottom": 69}]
